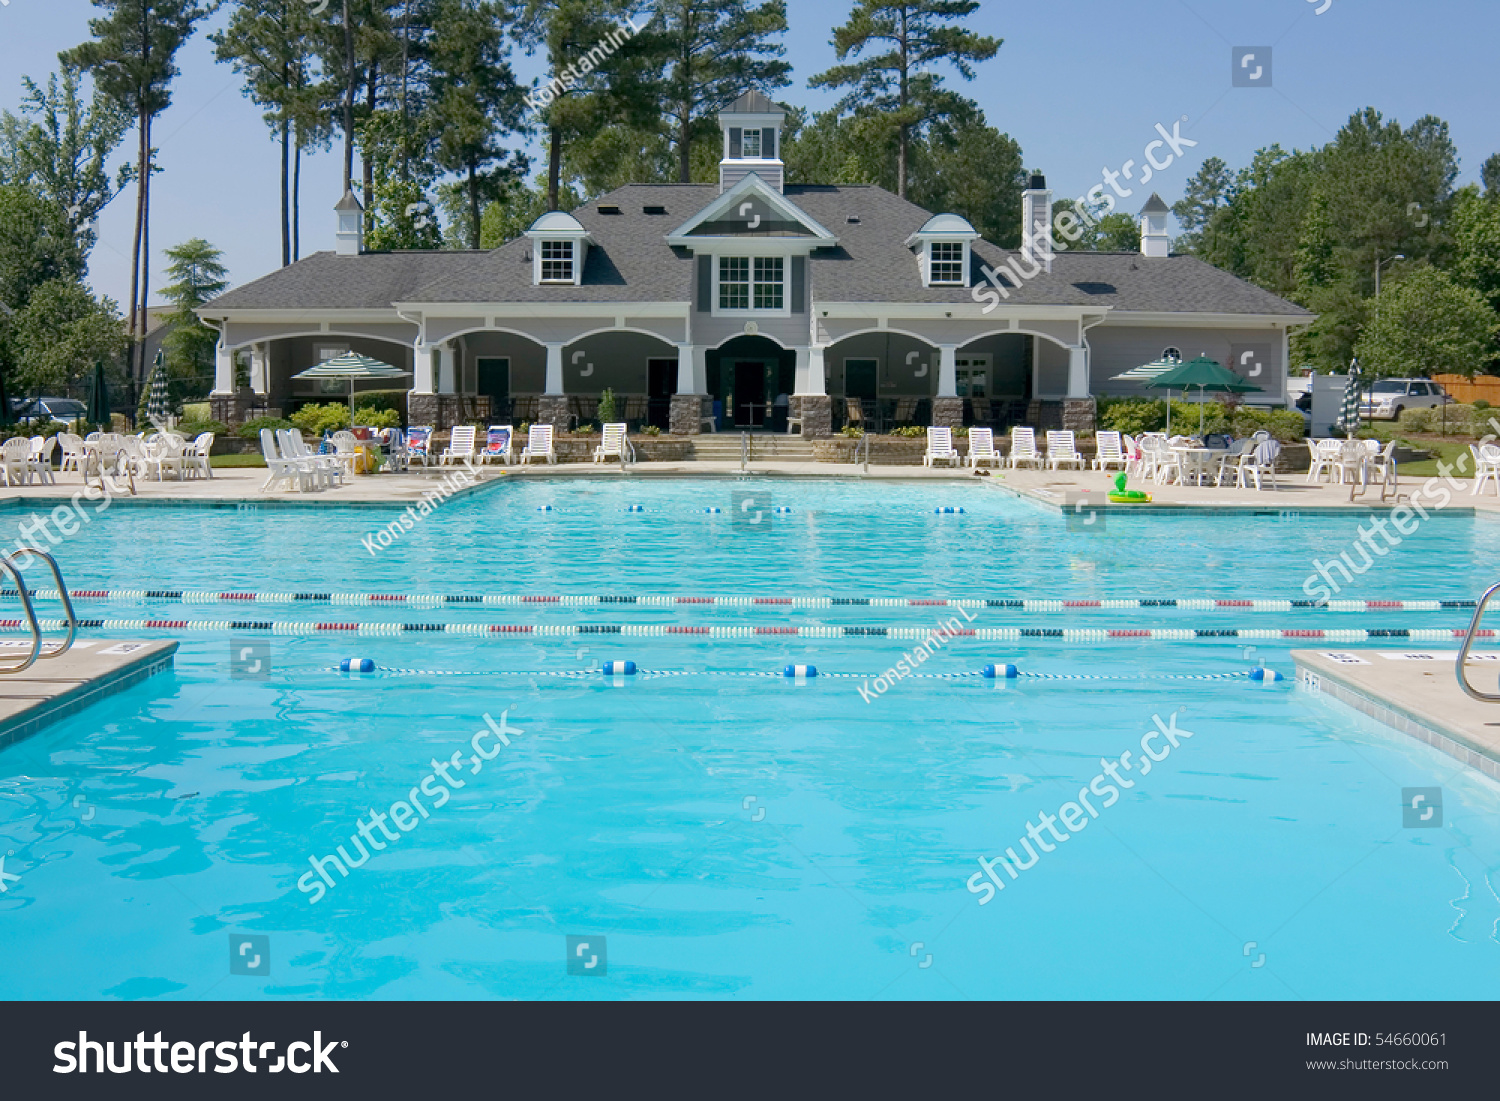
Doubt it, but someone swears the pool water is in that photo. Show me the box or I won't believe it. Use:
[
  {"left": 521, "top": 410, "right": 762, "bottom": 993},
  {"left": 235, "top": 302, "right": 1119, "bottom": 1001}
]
[{"left": 1, "top": 476, "right": 1499, "bottom": 1000}]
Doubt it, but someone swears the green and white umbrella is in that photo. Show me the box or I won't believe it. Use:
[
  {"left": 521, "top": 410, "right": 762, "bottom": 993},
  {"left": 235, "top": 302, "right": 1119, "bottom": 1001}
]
[
  {"left": 1335, "top": 360, "right": 1362, "bottom": 438},
  {"left": 145, "top": 351, "right": 171, "bottom": 424},
  {"left": 292, "top": 352, "right": 410, "bottom": 425},
  {"left": 1143, "top": 355, "right": 1263, "bottom": 436}
]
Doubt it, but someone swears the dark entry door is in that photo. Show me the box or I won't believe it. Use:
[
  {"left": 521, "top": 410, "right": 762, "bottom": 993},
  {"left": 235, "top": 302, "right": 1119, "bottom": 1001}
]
[
  {"left": 477, "top": 357, "right": 510, "bottom": 421},
  {"left": 647, "top": 358, "right": 676, "bottom": 431},
  {"left": 733, "top": 360, "right": 767, "bottom": 426}
]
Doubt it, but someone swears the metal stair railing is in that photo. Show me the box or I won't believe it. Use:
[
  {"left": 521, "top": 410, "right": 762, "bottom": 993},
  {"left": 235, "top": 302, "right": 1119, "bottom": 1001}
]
[
  {"left": 0, "top": 548, "right": 79, "bottom": 671},
  {"left": 1456, "top": 580, "right": 1500, "bottom": 701}
]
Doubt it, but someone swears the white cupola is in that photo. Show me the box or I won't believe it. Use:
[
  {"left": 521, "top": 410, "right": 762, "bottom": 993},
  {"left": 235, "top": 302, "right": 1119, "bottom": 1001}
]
[
  {"left": 334, "top": 189, "right": 364, "bottom": 257},
  {"left": 1139, "top": 193, "right": 1171, "bottom": 258},
  {"left": 719, "top": 90, "right": 785, "bottom": 195}
]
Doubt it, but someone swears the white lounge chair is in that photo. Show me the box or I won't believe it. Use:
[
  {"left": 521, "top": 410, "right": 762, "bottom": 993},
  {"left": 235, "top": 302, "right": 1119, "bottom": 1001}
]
[
  {"left": 260, "top": 428, "right": 309, "bottom": 492},
  {"left": 1045, "top": 430, "right": 1085, "bottom": 470},
  {"left": 1093, "top": 431, "right": 1127, "bottom": 471},
  {"left": 923, "top": 426, "right": 959, "bottom": 467},
  {"left": 279, "top": 428, "right": 341, "bottom": 489},
  {"left": 441, "top": 425, "right": 477, "bottom": 466},
  {"left": 594, "top": 422, "right": 634, "bottom": 464},
  {"left": 520, "top": 423, "right": 556, "bottom": 464},
  {"left": 1008, "top": 426, "right": 1042, "bottom": 469},
  {"left": 480, "top": 425, "right": 514, "bottom": 466},
  {"left": 967, "top": 427, "right": 1001, "bottom": 468}
]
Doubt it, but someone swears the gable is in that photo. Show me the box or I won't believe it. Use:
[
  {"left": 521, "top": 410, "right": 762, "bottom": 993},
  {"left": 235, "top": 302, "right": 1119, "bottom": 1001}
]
[{"left": 666, "top": 173, "right": 837, "bottom": 247}]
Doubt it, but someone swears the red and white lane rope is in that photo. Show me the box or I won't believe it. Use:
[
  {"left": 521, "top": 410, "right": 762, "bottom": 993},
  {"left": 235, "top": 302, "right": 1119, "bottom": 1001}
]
[
  {"left": 4, "top": 618, "right": 1492, "bottom": 644},
  {"left": 0, "top": 589, "right": 1477, "bottom": 613}
]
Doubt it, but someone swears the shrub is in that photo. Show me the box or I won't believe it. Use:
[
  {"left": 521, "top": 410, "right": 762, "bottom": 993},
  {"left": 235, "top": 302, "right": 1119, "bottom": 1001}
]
[
  {"left": 1474, "top": 399, "right": 1491, "bottom": 410},
  {"left": 1100, "top": 397, "right": 1304, "bottom": 442},
  {"left": 892, "top": 425, "right": 924, "bottom": 437},
  {"left": 182, "top": 402, "right": 211, "bottom": 422},
  {"left": 176, "top": 418, "right": 229, "bottom": 438},
  {"left": 641, "top": 424, "right": 661, "bottom": 436},
  {"left": 839, "top": 425, "right": 864, "bottom": 438},
  {"left": 1397, "top": 407, "right": 1434, "bottom": 433},
  {"left": 351, "top": 389, "right": 407, "bottom": 415},
  {"left": 236, "top": 416, "right": 297, "bottom": 439},
  {"left": 598, "top": 387, "right": 618, "bottom": 423},
  {"left": 353, "top": 405, "right": 401, "bottom": 429},
  {"left": 289, "top": 402, "right": 351, "bottom": 435}
]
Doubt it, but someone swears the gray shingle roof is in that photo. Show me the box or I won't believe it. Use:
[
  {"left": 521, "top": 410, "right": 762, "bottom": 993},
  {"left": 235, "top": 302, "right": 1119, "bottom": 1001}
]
[
  {"left": 722, "top": 90, "right": 782, "bottom": 114},
  {"left": 204, "top": 182, "right": 1309, "bottom": 318}
]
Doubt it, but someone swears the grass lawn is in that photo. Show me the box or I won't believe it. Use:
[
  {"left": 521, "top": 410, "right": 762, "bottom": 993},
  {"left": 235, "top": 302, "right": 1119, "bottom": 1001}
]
[
  {"left": 211, "top": 453, "right": 266, "bottom": 468},
  {"left": 1372, "top": 434, "right": 1472, "bottom": 478}
]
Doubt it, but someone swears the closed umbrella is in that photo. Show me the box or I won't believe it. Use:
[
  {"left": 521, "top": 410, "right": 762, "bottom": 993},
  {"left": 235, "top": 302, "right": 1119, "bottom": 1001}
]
[
  {"left": 1335, "top": 359, "right": 1362, "bottom": 438},
  {"left": 291, "top": 352, "right": 411, "bottom": 425},
  {"left": 1144, "top": 355, "right": 1263, "bottom": 435},
  {"left": 87, "top": 361, "right": 110, "bottom": 427},
  {"left": 145, "top": 351, "right": 171, "bottom": 424}
]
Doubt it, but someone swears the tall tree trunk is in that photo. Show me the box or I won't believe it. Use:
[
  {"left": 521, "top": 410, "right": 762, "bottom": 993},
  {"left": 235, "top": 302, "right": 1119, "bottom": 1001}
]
[
  {"left": 897, "top": 6, "right": 909, "bottom": 199},
  {"left": 140, "top": 116, "right": 152, "bottom": 395},
  {"left": 547, "top": 122, "right": 562, "bottom": 210},
  {"left": 293, "top": 126, "right": 302, "bottom": 261},
  {"left": 678, "top": 104, "right": 691, "bottom": 183},
  {"left": 467, "top": 163, "right": 481, "bottom": 249},
  {"left": 279, "top": 113, "right": 291, "bottom": 267},
  {"left": 126, "top": 106, "right": 147, "bottom": 414},
  {"left": 342, "top": 0, "right": 356, "bottom": 191},
  {"left": 363, "top": 63, "right": 378, "bottom": 205}
]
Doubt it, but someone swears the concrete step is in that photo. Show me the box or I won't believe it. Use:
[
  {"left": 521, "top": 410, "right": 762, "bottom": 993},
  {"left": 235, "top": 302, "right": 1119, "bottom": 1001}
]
[{"left": 689, "top": 435, "right": 817, "bottom": 461}]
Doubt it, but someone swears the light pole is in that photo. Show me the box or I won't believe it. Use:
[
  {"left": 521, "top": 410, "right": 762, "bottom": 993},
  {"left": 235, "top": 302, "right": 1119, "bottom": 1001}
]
[{"left": 1375, "top": 253, "right": 1405, "bottom": 324}]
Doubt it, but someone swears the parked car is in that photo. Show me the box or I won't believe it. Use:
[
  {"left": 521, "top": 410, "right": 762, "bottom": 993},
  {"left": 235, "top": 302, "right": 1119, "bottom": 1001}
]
[
  {"left": 14, "top": 397, "right": 89, "bottom": 425},
  {"left": 1360, "top": 379, "right": 1451, "bottom": 421}
]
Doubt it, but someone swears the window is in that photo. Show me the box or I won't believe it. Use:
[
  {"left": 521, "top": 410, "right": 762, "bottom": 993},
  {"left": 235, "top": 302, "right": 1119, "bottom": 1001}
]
[
  {"left": 741, "top": 128, "right": 762, "bottom": 159},
  {"left": 719, "top": 256, "right": 749, "bottom": 309},
  {"left": 540, "top": 240, "right": 574, "bottom": 283},
  {"left": 1161, "top": 347, "right": 1182, "bottom": 362},
  {"left": 956, "top": 354, "right": 992, "bottom": 398},
  {"left": 929, "top": 242, "right": 964, "bottom": 285},
  {"left": 316, "top": 344, "right": 349, "bottom": 362},
  {"left": 718, "top": 255, "right": 785, "bottom": 312},
  {"left": 753, "top": 257, "right": 784, "bottom": 309}
]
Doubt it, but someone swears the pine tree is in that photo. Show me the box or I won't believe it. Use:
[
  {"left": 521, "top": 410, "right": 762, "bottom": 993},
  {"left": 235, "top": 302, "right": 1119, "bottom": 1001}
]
[
  {"left": 808, "top": 0, "right": 999, "bottom": 199},
  {"left": 159, "top": 237, "right": 227, "bottom": 400},
  {"left": 61, "top": 0, "right": 213, "bottom": 410}
]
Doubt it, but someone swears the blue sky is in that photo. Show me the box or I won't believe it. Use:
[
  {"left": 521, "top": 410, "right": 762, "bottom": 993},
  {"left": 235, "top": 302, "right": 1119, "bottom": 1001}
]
[{"left": 2, "top": 0, "right": 1495, "bottom": 307}]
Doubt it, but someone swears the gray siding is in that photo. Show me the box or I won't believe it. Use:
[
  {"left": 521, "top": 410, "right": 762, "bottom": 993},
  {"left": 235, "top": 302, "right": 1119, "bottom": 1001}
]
[{"left": 1088, "top": 325, "right": 1288, "bottom": 404}]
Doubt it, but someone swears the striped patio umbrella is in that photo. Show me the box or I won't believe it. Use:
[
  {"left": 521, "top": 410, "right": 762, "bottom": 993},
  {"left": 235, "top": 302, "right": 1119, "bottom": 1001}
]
[
  {"left": 292, "top": 352, "right": 410, "bottom": 424},
  {"left": 87, "top": 361, "right": 110, "bottom": 426},
  {"left": 145, "top": 351, "right": 171, "bottom": 424},
  {"left": 1335, "top": 360, "right": 1362, "bottom": 437}
]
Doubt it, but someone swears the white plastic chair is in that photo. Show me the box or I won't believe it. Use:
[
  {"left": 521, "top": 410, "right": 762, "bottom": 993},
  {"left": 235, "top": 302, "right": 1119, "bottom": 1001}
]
[
  {"left": 28, "top": 436, "right": 56, "bottom": 485},
  {"left": 58, "top": 432, "right": 86, "bottom": 475},
  {"left": 1044, "top": 430, "right": 1085, "bottom": 470},
  {"left": 441, "top": 425, "right": 477, "bottom": 466},
  {"left": 260, "top": 428, "right": 308, "bottom": 492},
  {"left": 330, "top": 430, "right": 363, "bottom": 478},
  {"left": 1472, "top": 443, "right": 1500, "bottom": 496},
  {"left": 520, "top": 424, "right": 556, "bottom": 464},
  {"left": 1092, "top": 431, "right": 1127, "bottom": 471},
  {"left": 1008, "top": 426, "right": 1042, "bottom": 469},
  {"left": 1, "top": 437, "right": 32, "bottom": 486},
  {"left": 967, "top": 427, "right": 1001, "bottom": 468},
  {"left": 594, "top": 423, "right": 634, "bottom": 464},
  {"left": 1226, "top": 438, "right": 1282, "bottom": 490},
  {"left": 186, "top": 432, "right": 214, "bottom": 479},
  {"left": 923, "top": 426, "right": 959, "bottom": 467}
]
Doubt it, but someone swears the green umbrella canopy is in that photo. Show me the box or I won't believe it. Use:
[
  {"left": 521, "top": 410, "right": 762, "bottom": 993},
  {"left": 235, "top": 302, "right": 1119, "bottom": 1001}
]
[{"left": 1144, "top": 355, "right": 1264, "bottom": 394}]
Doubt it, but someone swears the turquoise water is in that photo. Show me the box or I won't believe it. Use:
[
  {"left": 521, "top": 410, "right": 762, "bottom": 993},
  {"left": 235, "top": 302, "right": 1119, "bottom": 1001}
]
[{"left": 1, "top": 477, "right": 1499, "bottom": 1000}]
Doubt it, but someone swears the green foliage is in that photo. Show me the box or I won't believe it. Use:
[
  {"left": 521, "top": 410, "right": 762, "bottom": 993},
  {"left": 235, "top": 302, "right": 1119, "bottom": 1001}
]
[
  {"left": 8, "top": 277, "right": 126, "bottom": 394},
  {"left": 175, "top": 417, "right": 228, "bottom": 437},
  {"left": 838, "top": 425, "right": 864, "bottom": 438},
  {"left": 235, "top": 415, "right": 296, "bottom": 439},
  {"left": 1171, "top": 156, "right": 1231, "bottom": 254},
  {"left": 1396, "top": 403, "right": 1498, "bottom": 437},
  {"left": 289, "top": 402, "right": 352, "bottom": 435},
  {"left": 478, "top": 178, "right": 583, "bottom": 248},
  {"left": 355, "top": 405, "right": 401, "bottom": 428},
  {"left": 892, "top": 424, "right": 924, "bottom": 437},
  {"left": 1098, "top": 398, "right": 1305, "bottom": 442},
  {"left": 1354, "top": 267, "right": 1497, "bottom": 380},
  {"left": 641, "top": 424, "right": 661, "bottom": 436},
  {"left": 160, "top": 237, "right": 227, "bottom": 401},
  {"left": 1451, "top": 185, "right": 1500, "bottom": 312},
  {"left": 598, "top": 387, "right": 618, "bottom": 423}
]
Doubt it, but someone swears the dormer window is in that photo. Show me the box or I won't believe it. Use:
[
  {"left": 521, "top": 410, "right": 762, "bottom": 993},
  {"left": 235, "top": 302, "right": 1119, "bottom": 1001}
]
[
  {"left": 906, "top": 213, "right": 979, "bottom": 289},
  {"left": 524, "top": 210, "right": 592, "bottom": 287},
  {"left": 928, "top": 242, "right": 965, "bottom": 285},
  {"left": 540, "top": 240, "right": 574, "bottom": 283},
  {"left": 715, "top": 254, "right": 787, "bottom": 314}
]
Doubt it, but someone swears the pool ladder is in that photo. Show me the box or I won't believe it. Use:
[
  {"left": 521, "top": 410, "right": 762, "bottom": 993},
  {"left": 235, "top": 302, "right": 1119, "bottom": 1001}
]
[
  {"left": 1456, "top": 581, "right": 1500, "bottom": 701},
  {"left": 0, "top": 548, "right": 78, "bottom": 675}
]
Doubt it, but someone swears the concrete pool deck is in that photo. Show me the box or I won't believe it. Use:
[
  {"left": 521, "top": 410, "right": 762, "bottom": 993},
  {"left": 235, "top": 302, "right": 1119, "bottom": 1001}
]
[
  {"left": 1293, "top": 648, "right": 1500, "bottom": 779},
  {"left": 2, "top": 461, "right": 1500, "bottom": 512},
  {"left": 0, "top": 638, "right": 178, "bottom": 749}
]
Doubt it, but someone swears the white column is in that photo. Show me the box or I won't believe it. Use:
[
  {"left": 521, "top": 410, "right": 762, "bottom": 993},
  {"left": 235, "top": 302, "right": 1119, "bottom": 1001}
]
[
  {"left": 1067, "top": 346, "right": 1089, "bottom": 398},
  {"left": 544, "top": 342, "right": 565, "bottom": 395},
  {"left": 250, "top": 343, "right": 268, "bottom": 395},
  {"left": 437, "top": 343, "right": 456, "bottom": 394},
  {"left": 676, "top": 342, "right": 696, "bottom": 394},
  {"left": 412, "top": 342, "right": 435, "bottom": 393},
  {"left": 212, "top": 340, "right": 235, "bottom": 394},
  {"left": 795, "top": 346, "right": 827, "bottom": 396},
  {"left": 937, "top": 344, "right": 959, "bottom": 398}
]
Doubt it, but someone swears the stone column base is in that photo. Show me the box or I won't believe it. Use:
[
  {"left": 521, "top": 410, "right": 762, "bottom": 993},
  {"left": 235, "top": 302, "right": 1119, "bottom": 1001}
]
[
  {"left": 931, "top": 396, "right": 964, "bottom": 431},
  {"left": 406, "top": 393, "right": 491, "bottom": 431},
  {"left": 670, "top": 393, "right": 710, "bottom": 435},
  {"left": 209, "top": 393, "right": 255, "bottom": 426},
  {"left": 792, "top": 394, "right": 832, "bottom": 438},
  {"left": 537, "top": 394, "right": 570, "bottom": 431},
  {"left": 1061, "top": 398, "right": 1097, "bottom": 434}
]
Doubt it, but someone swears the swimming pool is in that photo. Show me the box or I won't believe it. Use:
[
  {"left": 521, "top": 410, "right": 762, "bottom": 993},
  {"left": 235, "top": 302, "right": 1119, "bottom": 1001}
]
[{"left": 2, "top": 476, "right": 1499, "bottom": 1000}]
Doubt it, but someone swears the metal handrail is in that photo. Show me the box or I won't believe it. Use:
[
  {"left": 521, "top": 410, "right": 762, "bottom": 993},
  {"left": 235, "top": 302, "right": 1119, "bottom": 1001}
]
[
  {"left": 740, "top": 431, "right": 749, "bottom": 472},
  {"left": 0, "top": 557, "right": 43, "bottom": 674},
  {"left": 1456, "top": 581, "right": 1500, "bottom": 702},
  {"left": 6, "top": 548, "right": 77, "bottom": 659},
  {"left": 858, "top": 431, "right": 871, "bottom": 473}
]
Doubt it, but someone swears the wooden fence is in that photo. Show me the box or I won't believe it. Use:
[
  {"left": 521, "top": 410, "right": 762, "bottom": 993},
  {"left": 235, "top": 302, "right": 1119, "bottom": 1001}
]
[{"left": 1433, "top": 375, "right": 1500, "bottom": 404}]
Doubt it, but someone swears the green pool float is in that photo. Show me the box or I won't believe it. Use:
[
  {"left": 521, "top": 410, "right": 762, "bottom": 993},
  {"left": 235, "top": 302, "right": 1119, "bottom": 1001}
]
[{"left": 1106, "top": 472, "right": 1152, "bottom": 504}]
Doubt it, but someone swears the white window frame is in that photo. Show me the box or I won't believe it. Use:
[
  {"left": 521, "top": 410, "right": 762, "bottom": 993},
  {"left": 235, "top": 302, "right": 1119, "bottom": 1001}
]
[
  {"left": 926, "top": 241, "right": 967, "bottom": 286},
  {"left": 538, "top": 239, "right": 576, "bottom": 285},
  {"left": 1161, "top": 346, "right": 1182, "bottom": 362},
  {"left": 712, "top": 252, "right": 791, "bottom": 317},
  {"left": 741, "top": 128, "right": 762, "bottom": 159},
  {"left": 955, "top": 352, "right": 992, "bottom": 398},
  {"left": 919, "top": 237, "right": 971, "bottom": 288}
]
